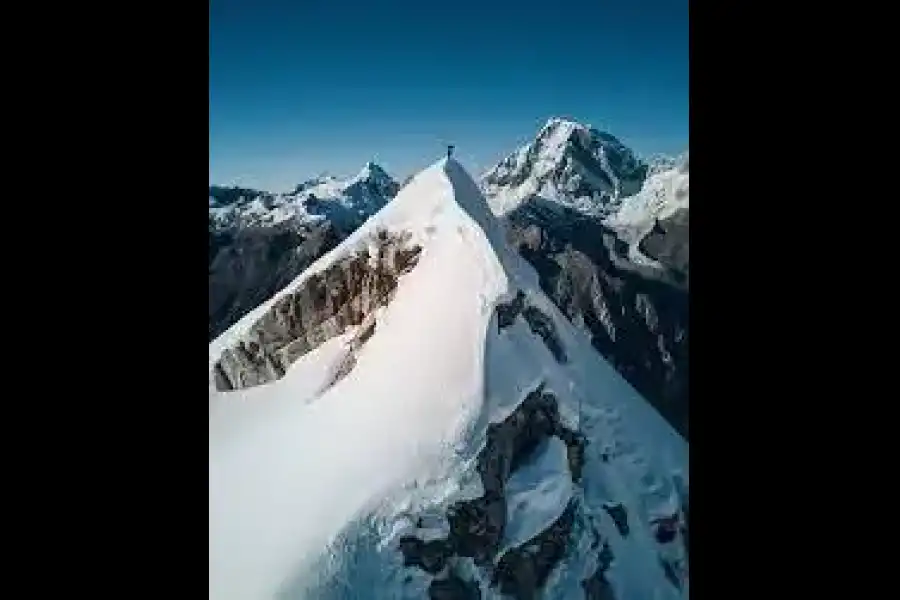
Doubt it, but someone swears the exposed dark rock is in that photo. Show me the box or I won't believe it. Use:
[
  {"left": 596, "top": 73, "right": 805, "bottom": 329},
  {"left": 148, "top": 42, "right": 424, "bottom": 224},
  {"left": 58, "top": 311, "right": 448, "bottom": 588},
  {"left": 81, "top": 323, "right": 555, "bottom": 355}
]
[
  {"left": 521, "top": 306, "right": 567, "bottom": 363},
  {"left": 652, "top": 515, "right": 679, "bottom": 544},
  {"left": 597, "top": 541, "right": 614, "bottom": 572},
  {"left": 496, "top": 290, "right": 526, "bottom": 330},
  {"left": 581, "top": 542, "right": 616, "bottom": 600},
  {"left": 659, "top": 557, "right": 681, "bottom": 590},
  {"left": 602, "top": 503, "right": 629, "bottom": 538},
  {"left": 398, "top": 536, "right": 452, "bottom": 575},
  {"left": 556, "top": 428, "right": 586, "bottom": 482},
  {"left": 400, "top": 383, "right": 584, "bottom": 593},
  {"left": 582, "top": 571, "right": 616, "bottom": 600},
  {"left": 209, "top": 220, "right": 342, "bottom": 341},
  {"left": 212, "top": 230, "right": 422, "bottom": 391},
  {"left": 446, "top": 491, "right": 507, "bottom": 564},
  {"left": 495, "top": 288, "right": 567, "bottom": 363},
  {"left": 503, "top": 198, "right": 688, "bottom": 438},
  {"left": 428, "top": 572, "right": 482, "bottom": 600},
  {"left": 639, "top": 209, "right": 689, "bottom": 283},
  {"left": 492, "top": 501, "right": 576, "bottom": 600},
  {"left": 476, "top": 385, "right": 585, "bottom": 497}
]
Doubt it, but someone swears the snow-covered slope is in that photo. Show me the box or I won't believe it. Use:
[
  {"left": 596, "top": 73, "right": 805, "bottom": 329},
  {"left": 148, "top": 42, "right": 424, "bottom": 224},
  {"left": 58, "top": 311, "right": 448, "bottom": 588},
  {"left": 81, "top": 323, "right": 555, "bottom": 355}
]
[
  {"left": 481, "top": 118, "right": 648, "bottom": 218},
  {"left": 605, "top": 154, "right": 689, "bottom": 268},
  {"left": 209, "top": 158, "right": 689, "bottom": 600},
  {"left": 480, "top": 119, "right": 689, "bottom": 437}
]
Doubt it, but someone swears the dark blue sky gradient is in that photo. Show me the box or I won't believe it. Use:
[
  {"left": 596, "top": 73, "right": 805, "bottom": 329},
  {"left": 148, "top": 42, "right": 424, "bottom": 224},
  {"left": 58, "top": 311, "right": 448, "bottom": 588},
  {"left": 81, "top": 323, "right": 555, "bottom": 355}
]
[{"left": 210, "top": 0, "right": 688, "bottom": 191}]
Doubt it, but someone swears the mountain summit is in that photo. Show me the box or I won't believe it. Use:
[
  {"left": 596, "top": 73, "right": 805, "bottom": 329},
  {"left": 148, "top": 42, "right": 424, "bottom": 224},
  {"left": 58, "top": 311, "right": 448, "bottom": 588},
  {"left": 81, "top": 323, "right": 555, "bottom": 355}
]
[
  {"left": 482, "top": 118, "right": 648, "bottom": 217},
  {"left": 209, "top": 158, "right": 689, "bottom": 600}
]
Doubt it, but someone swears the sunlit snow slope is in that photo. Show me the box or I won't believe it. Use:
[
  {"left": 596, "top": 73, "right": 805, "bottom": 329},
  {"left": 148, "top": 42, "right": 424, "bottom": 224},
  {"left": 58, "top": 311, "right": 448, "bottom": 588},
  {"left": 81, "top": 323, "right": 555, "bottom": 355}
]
[{"left": 209, "top": 158, "right": 689, "bottom": 600}]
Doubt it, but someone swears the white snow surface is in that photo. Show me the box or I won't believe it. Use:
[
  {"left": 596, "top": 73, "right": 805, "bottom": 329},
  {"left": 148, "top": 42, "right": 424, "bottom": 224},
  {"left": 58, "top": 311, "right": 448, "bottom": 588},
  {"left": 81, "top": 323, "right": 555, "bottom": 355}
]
[
  {"left": 209, "top": 158, "right": 688, "bottom": 600},
  {"left": 500, "top": 436, "right": 573, "bottom": 555}
]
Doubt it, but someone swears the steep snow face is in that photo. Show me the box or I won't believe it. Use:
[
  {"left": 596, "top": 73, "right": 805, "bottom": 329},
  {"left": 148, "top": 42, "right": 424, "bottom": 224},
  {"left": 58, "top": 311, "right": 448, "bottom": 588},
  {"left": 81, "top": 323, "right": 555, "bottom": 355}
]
[
  {"left": 209, "top": 158, "right": 688, "bottom": 600},
  {"left": 605, "top": 154, "right": 689, "bottom": 268},
  {"left": 481, "top": 118, "right": 648, "bottom": 218}
]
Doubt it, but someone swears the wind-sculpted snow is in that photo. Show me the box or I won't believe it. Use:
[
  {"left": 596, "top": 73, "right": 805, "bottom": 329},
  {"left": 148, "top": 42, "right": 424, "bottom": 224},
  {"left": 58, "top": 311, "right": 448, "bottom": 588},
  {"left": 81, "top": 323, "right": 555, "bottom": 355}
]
[{"left": 208, "top": 158, "right": 688, "bottom": 600}]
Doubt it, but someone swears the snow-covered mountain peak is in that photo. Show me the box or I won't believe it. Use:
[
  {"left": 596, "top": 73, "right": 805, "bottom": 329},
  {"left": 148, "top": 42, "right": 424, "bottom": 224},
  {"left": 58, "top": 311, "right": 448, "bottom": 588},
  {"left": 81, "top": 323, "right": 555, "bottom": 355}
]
[
  {"left": 355, "top": 160, "right": 392, "bottom": 183},
  {"left": 482, "top": 117, "right": 648, "bottom": 218},
  {"left": 208, "top": 162, "right": 400, "bottom": 233},
  {"left": 209, "top": 157, "right": 688, "bottom": 600}
]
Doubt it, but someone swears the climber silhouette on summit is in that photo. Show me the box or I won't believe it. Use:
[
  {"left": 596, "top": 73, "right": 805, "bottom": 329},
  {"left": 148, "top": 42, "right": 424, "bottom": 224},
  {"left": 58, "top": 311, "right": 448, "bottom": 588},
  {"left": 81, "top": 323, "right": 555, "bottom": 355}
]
[{"left": 447, "top": 144, "right": 454, "bottom": 159}]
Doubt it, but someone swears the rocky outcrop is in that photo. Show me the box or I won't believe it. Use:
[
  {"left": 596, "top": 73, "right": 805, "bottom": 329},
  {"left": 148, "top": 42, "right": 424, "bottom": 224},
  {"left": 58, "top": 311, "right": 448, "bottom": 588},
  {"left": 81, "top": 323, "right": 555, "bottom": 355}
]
[
  {"left": 602, "top": 503, "right": 629, "bottom": 538},
  {"left": 398, "top": 383, "right": 585, "bottom": 597},
  {"left": 581, "top": 541, "right": 616, "bottom": 600},
  {"left": 521, "top": 306, "right": 567, "bottom": 363},
  {"left": 208, "top": 165, "right": 400, "bottom": 342},
  {"left": 212, "top": 229, "right": 422, "bottom": 391},
  {"left": 428, "top": 572, "right": 482, "bottom": 600},
  {"left": 496, "top": 290, "right": 567, "bottom": 364},
  {"left": 639, "top": 208, "right": 689, "bottom": 283},
  {"left": 496, "top": 290, "right": 526, "bottom": 330},
  {"left": 398, "top": 536, "right": 453, "bottom": 575},
  {"left": 503, "top": 198, "right": 688, "bottom": 438},
  {"left": 208, "top": 219, "right": 342, "bottom": 341},
  {"left": 492, "top": 502, "right": 576, "bottom": 600}
]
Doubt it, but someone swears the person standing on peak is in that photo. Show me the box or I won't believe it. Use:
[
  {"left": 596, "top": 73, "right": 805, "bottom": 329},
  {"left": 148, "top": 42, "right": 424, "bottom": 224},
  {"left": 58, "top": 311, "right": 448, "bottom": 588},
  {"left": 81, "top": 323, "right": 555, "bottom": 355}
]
[{"left": 447, "top": 144, "right": 454, "bottom": 159}]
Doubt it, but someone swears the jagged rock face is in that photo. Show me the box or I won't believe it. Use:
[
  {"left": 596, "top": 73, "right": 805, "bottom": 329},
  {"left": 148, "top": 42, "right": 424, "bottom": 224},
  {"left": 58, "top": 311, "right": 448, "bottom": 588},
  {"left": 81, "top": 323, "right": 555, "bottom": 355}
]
[
  {"left": 496, "top": 291, "right": 568, "bottom": 364},
  {"left": 428, "top": 572, "right": 482, "bottom": 600},
  {"left": 493, "top": 502, "right": 576, "bottom": 600},
  {"left": 504, "top": 199, "right": 689, "bottom": 438},
  {"left": 209, "top": 165, "right": 401, "bottom": 341},
  {"left": 398, "top": 382, "right": 585, "bottom": 599},
  {"left": 212, "top": 229, "right": 422, "bottom": 391},
  {"left": 208, "top": 220, "right": 342, "bottom": 341}
]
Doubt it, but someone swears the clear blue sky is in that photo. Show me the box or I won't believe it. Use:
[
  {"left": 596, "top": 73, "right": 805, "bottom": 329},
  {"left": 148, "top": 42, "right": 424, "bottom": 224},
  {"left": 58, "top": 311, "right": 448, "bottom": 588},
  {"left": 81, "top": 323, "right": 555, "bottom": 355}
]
[{"left": 210, "top": 0, "right": 688, "bottom": 192}]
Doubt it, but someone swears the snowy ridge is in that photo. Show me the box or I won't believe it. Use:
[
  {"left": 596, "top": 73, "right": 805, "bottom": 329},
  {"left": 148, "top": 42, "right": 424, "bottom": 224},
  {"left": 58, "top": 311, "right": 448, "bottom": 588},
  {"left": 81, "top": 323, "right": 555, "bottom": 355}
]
[{"left": 209, "top": 158, "right": 688, "bottom": 600}]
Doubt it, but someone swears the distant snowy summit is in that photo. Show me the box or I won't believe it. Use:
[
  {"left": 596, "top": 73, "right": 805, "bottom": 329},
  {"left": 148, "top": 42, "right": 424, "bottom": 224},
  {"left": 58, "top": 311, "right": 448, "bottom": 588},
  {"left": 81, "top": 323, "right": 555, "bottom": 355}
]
[
  {"left": 209, "top": 161, "right": 400, "bottom": 234},
  {"left": 481, "top": 116, "right": 688, "bottom": 268},
  {"left": 481, "top": 117, "right": 651, "bottom": 218}
]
